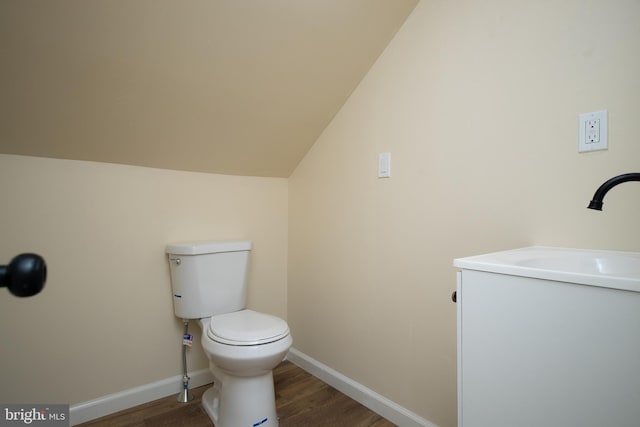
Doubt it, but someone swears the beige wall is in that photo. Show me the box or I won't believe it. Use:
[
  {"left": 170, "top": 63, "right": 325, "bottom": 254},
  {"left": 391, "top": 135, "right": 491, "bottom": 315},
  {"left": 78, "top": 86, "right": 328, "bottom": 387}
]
[
  {"left": 288, "top": 1, "right": 640, "bottom": 426},
  {"left": 0, "top": 154, "right": 288, "bottom": 405}
]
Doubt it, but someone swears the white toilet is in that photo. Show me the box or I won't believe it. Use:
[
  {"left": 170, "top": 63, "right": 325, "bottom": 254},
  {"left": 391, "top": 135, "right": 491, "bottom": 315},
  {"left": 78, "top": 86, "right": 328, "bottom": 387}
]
[{"left": 166, "top": 240, "right": 292, "bottom": 427}]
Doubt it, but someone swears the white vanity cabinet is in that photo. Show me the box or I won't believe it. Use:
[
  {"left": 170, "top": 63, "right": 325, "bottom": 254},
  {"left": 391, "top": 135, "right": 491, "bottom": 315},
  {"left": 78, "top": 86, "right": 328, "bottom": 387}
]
[{"left": 454, "top": 247, "right": 640, "bottom": 427}]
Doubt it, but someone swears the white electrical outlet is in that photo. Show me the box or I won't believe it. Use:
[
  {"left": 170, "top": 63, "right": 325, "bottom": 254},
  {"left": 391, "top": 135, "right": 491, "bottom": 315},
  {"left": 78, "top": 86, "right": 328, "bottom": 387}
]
[
  {"left": 579, "top": 110, "right": 608, "bottom": 152},
  {"left": 585, "top": 118, "right": 600, "bottom": 143}
]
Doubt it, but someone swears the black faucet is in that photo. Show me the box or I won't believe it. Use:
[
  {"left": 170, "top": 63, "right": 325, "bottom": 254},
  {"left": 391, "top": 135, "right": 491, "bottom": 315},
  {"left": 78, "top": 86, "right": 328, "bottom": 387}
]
[{"left": 587, "top": 173, "right": 640, "bottom": 210}]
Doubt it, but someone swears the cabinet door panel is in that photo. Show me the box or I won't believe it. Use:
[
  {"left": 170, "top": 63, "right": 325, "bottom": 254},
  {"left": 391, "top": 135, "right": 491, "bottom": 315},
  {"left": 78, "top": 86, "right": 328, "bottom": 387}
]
[{"left": 459, "top": 270, "right": 640, "bottom": 427}]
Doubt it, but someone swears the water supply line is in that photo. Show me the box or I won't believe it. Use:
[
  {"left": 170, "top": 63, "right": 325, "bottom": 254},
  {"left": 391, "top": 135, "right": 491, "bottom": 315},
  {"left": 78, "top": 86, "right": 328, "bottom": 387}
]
[{"left": 177, "top": 319, "right": 194, "bottom": 403}]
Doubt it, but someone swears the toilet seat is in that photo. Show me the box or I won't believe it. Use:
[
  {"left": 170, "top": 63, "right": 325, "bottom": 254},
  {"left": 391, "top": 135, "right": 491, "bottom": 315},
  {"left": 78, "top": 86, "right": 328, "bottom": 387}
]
[{"left": 208, "top": 309, "right": 289, "bottom": 346}]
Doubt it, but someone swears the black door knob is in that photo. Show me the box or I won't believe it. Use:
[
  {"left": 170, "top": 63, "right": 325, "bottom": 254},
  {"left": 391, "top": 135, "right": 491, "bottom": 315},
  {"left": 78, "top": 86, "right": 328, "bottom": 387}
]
[{"left": 0, "top": 253, "right": 47, "bottom": 297}]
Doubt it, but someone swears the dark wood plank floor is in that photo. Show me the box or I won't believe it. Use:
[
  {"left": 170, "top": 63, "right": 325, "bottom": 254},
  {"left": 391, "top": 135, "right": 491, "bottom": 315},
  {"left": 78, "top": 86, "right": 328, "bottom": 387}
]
[{"left": 77, "top": 361, "right": 396, "bottom": 427}]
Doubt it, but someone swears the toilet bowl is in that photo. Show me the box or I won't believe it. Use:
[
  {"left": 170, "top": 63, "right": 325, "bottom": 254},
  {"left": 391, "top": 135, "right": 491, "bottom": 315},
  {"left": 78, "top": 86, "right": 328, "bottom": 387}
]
[{"left": 198, "top": 310, "right": 292, "bottom": 427}]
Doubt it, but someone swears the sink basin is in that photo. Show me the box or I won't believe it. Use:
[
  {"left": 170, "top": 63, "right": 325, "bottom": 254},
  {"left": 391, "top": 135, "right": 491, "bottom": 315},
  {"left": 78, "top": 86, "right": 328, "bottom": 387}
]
[
  {"left": 515, "top": 253, "right": 640, "bottom": 276},
  {"left": 454, "top": 247, "right": 640, "bottom": 292}
]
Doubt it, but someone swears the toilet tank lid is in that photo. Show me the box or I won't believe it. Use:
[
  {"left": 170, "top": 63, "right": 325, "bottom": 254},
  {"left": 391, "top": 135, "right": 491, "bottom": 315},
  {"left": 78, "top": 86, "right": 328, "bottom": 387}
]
[{"left": 166, "top": 240, "right": 252, "bottom": 255}]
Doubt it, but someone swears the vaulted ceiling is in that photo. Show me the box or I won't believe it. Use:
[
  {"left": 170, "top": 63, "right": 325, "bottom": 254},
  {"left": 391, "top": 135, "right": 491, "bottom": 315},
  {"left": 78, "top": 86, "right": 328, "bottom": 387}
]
[{"left": 0, "top": 0, "right": 418, "bottom": 177}]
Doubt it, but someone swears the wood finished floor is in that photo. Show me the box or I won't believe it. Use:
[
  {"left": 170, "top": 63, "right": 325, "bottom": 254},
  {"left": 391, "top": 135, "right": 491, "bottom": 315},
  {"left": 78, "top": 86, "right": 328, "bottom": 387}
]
[{"left": 77, "top": 361, "right": 396, "bottom": 427}]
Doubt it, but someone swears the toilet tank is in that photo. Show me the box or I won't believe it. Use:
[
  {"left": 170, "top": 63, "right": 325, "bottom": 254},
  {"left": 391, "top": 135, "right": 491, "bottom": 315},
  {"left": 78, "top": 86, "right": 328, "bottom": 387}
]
[{"left": 166, "top": 240, "right": 251, "bottom": 319}]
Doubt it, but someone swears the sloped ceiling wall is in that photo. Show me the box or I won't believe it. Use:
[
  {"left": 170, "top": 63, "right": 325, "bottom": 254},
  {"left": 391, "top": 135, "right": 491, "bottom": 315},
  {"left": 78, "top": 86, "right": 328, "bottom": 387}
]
[{"left": 0, "top": 0, "right": 418, "bottom": 177}]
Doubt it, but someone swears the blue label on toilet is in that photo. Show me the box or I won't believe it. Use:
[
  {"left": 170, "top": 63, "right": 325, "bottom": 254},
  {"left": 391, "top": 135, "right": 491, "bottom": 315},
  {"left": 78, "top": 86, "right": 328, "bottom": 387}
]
[{"left": 253, "top": 417, "right": 268, "bottom": 426}]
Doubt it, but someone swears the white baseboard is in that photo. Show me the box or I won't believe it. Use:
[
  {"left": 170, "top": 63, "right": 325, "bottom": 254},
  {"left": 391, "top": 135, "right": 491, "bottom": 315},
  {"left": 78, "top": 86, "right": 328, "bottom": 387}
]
[
  {"left": 286, "top": 348, "right": 438, "bottom": 427},
  {"left": 69, "top": 369, "right": 213, "bottom": 426}
]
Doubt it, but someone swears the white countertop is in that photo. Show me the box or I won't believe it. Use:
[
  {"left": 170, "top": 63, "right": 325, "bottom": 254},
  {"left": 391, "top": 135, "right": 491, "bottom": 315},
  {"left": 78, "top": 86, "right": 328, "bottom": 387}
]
[{"left": 454, "top": 246, "right": 640, "bottom": 292}]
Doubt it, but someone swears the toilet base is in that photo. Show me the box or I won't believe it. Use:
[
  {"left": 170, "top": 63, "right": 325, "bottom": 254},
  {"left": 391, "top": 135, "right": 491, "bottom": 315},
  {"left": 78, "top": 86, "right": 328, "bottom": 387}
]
[{"left": 201, "top": 371, "right": 278, "bottom": 427}]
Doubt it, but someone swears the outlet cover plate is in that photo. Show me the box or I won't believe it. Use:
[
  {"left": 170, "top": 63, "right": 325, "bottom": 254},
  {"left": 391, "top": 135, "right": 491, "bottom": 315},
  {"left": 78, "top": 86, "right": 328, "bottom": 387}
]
[{"left": 579, "top": 110, "right": 608, "bottom": 152}]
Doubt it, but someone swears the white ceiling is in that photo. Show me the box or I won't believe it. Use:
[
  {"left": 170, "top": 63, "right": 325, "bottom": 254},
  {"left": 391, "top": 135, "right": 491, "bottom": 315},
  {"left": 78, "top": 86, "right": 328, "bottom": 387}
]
[{"left": 0, "top": 0, "right": 418, "bottom": 177}]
